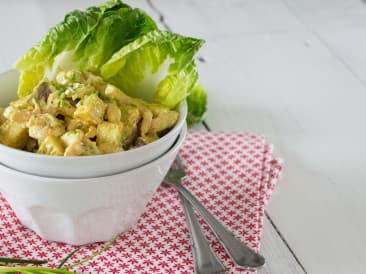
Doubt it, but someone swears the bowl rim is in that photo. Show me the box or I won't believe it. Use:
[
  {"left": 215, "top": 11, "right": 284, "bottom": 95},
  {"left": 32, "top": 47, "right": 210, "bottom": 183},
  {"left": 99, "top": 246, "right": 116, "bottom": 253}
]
[
  {"left": 0, "top": 99, "right": 187, "bottom": 161},
  {"left": 0, "top": 123, "right": 187, "bottom": 183}
]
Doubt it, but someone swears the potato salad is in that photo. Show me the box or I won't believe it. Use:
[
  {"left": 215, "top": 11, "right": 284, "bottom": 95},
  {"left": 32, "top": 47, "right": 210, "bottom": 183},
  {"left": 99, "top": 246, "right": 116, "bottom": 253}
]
[{"left": 0, "top": 70, "right": 178, "bottom": 156}]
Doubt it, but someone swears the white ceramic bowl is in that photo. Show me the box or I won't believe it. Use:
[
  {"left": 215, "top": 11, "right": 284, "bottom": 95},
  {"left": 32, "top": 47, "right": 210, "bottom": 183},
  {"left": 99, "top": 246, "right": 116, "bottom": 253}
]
[
  {"left": 0, "top": 70, "right": 187, "bottom": 178},
  {"left": 0, "top": 123, "right": 186, "bottom": 245}
]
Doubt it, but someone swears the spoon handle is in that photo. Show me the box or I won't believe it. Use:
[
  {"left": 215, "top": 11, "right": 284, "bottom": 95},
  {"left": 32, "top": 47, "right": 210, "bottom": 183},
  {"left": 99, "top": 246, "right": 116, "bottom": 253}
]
[{"left": 174, "top": 183, "right": 265, "bottom": 268}]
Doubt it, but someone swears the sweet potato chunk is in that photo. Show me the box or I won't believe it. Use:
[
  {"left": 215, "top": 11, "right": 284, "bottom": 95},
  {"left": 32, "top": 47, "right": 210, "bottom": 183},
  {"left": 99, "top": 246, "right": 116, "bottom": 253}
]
[
  {"left": 0, "top": 120, "right": 28, "bottom": 149},
  {"left": 97, "top": 122, "right": 123, "bottom": 146},
  {"left": 74, "top": 94, "right": 106, "bottom": 125},
  {"left": 37, "top": 135, "right": 64, "bottom": 156}
]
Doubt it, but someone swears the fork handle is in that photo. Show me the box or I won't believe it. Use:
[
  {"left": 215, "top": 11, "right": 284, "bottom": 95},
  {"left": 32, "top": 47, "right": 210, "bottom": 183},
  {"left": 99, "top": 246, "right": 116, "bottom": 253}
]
[
  {"left": 174, "top": 184, "right": 265, "bottom": 268},
  {"left": 180, "top": 193, "right": 226, "bottom": 274}
]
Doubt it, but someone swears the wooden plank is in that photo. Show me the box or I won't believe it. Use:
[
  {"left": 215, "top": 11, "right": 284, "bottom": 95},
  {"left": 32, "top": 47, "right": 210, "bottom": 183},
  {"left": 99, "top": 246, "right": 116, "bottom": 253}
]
[
  {"left": 259, "top": 216, "right": 305, "bottom": 274},
  {"left": 281, "top": 0, "right": 366, "bottom": 86}
]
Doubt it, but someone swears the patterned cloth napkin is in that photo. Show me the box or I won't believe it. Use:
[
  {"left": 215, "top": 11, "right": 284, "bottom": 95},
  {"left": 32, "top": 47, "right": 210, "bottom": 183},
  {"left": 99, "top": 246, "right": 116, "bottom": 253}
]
[{"left": 0, "top": 131, "right": 283, "bottom": 274}]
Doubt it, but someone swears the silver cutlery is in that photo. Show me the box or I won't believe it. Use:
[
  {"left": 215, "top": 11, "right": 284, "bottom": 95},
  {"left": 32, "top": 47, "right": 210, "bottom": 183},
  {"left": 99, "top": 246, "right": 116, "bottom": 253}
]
[
  {"left": 164, "top": 156, "right": 265, "bottom": 269},
  {"left": 179, "top": 192, "right": 226, "bottom": 274}
]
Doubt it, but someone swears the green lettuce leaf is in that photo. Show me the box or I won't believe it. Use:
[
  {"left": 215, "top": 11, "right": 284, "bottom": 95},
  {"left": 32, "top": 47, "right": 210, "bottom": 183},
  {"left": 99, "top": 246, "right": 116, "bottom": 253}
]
[
  {"left": 101, "top": 30, "right": 204, "bottom": 108},
  {"left": 186, "top": 83, "right": 207, "bottom": 126},
  {"left": 14, "top": 0, "right": 207, "bottom": 124},
  {"left": 15, "top": 7, "right": 102, "bottom": 96},
  {"left": 14, "top": 0, "right": 157, "bottom": 97},
  {"left": 75, "top": 7, "right": 157, "bottom": 73}
]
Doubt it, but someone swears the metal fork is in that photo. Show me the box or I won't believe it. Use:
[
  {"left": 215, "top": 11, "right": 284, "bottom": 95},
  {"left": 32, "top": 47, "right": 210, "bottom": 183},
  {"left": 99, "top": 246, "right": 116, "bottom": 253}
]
[{"left": 164, "top": 156, "right": 265, "bottom": 269}]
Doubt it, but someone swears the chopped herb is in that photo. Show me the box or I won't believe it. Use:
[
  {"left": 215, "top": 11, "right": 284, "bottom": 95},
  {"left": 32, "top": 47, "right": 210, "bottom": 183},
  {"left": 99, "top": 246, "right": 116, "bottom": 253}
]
[
  {"left": 60, "top": 99, "right": 65, "bottom": 108},
  {"left": 64, "top": 87, "right": 74, "bottom": 96},
  {"left": 68, "top": 72, "right": 77, "bottom": 81},
  {"left": 72, "top": 83, "right": 82, "bottom": 89}
]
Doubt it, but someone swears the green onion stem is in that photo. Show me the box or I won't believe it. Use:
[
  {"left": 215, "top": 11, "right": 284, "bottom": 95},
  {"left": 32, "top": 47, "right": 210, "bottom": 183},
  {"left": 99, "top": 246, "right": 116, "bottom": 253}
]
[
  {"left": 0, "top": 257, "right": 47, "bottom": 265},
  {"left": 57, "top": 247, "right": 81, "bottom": 269},
  {"left": 64, "top": 234, "right": 119, "bottom": 270},
  {"left": 0, "top": 266, "right": 75, "bottom": 273}
]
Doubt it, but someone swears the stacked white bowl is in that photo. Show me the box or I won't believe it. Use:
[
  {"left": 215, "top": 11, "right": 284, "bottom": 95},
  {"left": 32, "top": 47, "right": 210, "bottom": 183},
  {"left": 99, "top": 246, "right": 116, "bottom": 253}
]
[{"left": 0, "top": 70, "right": 187, "bottom": 245}]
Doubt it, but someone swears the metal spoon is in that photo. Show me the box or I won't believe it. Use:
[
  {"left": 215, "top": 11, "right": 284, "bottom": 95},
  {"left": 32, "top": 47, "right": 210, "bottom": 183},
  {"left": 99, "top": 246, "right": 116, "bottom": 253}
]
[{"left": 164, "top": 156, "right": 265, "bottom": 269}]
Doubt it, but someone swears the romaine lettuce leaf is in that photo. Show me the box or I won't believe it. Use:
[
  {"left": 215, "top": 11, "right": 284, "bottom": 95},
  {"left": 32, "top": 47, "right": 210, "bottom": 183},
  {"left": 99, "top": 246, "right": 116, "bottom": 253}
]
[
  {"left": 15, "top": 0, "right": 157, "bottom": 97},
  {"left": 101, "top": 30, "right": 204, "bottom": 108},
  {"left": 14, "top": 0, "right": 208, "bottom": 124},
  {"left": 75, "top": 7, "right": 157, "bottom": 73},
  {"left": 186, "top": 83, "right": 207, "bottom": 125},
  {"left": 15, "top": 7, "right": 104, "bottom": 96}
]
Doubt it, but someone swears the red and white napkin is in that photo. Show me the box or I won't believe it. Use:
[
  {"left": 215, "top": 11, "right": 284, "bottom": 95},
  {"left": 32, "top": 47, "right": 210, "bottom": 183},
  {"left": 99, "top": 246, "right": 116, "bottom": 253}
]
[{"left": 0, "top": 131, "right": 283, "bottom": 274}]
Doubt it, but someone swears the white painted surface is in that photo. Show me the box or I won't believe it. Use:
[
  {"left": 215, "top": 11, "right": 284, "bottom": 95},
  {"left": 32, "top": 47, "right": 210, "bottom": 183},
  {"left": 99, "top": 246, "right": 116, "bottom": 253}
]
[{"left": 2, "top": 0, "right": 366, "bottom": 273}]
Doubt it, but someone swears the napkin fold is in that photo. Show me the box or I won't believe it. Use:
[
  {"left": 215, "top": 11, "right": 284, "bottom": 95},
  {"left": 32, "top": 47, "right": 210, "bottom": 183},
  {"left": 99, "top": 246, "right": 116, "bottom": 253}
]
[{"left": 0, "top": 131, "right": 282, "bottom": 274}]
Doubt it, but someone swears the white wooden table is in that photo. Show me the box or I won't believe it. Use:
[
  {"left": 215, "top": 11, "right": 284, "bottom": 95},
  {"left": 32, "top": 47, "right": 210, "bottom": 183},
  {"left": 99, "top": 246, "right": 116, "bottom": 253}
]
[{"left": 1, "top": 1, "right": 366, "bottom": 273}]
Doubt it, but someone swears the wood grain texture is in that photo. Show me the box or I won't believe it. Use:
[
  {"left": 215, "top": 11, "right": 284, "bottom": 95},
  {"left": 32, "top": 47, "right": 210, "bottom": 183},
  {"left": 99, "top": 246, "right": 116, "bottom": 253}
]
[{"left": 259, "top": 216, "right": 305, "bottom": 274}]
